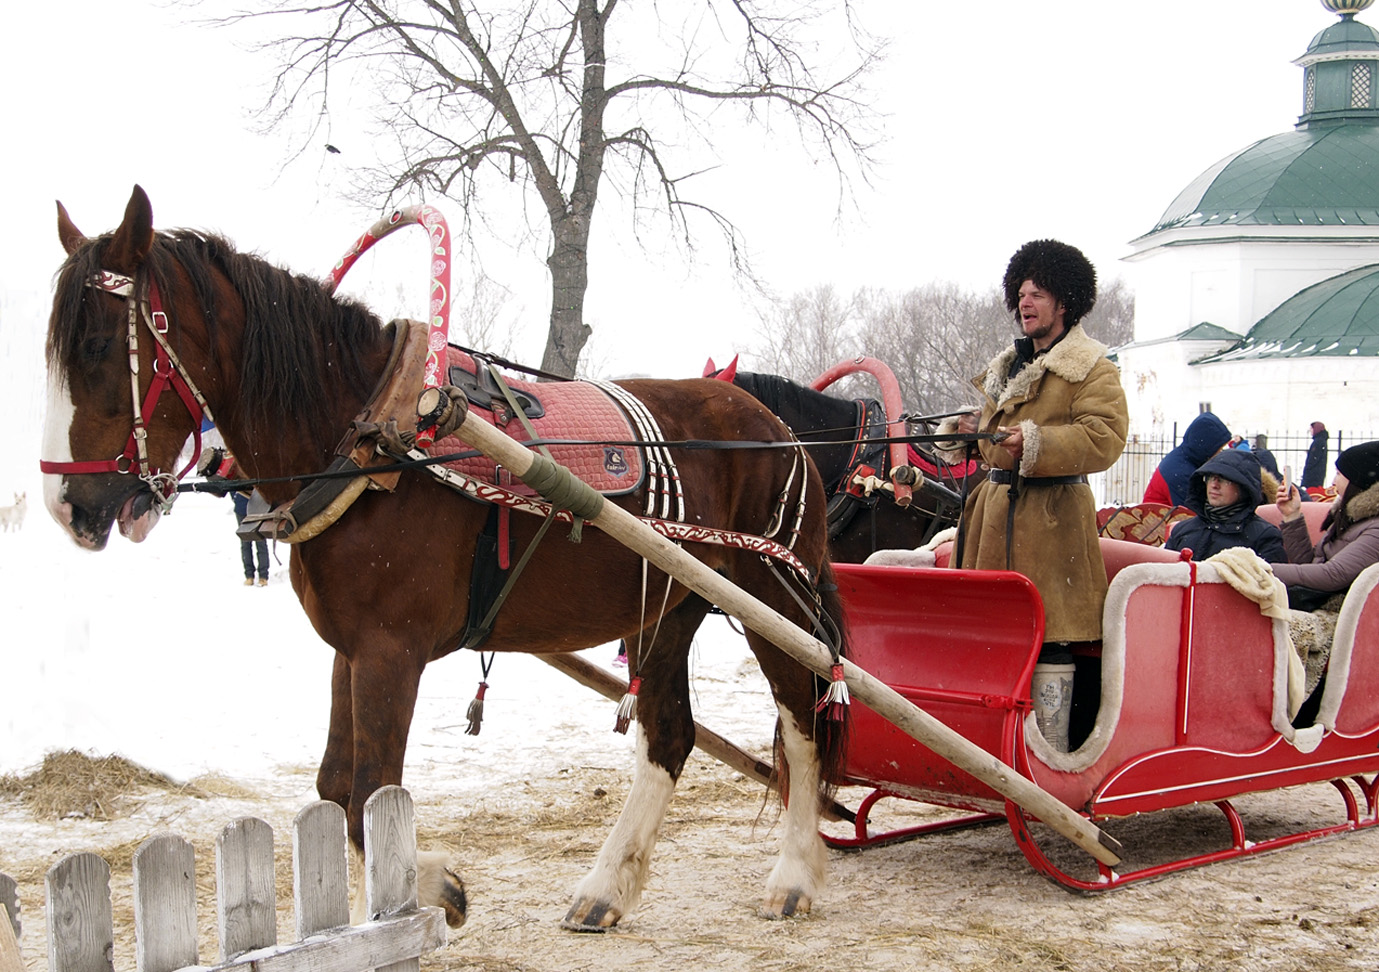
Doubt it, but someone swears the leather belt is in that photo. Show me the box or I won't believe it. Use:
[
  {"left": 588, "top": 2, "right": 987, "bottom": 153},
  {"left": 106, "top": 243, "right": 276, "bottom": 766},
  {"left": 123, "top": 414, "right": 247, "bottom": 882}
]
[{"left": 988, "top": 470, "right": 1087, "bottom": 487}]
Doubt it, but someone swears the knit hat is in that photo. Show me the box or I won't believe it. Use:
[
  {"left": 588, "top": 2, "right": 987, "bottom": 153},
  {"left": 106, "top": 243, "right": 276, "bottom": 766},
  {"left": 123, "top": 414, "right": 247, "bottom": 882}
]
[
  {"left": 1002, "top": 239, "right": 1098, "bottom": 326},
  {"left": 1336, "top": 440, "right": 1379, "bottom": 490}
]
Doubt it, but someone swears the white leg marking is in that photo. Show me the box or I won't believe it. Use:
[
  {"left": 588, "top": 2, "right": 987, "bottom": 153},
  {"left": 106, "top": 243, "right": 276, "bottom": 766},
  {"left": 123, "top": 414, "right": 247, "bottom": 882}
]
[
  {"left": 570, "top": 730, "right": 676, "bottom": 919},
  {"left": 763, "top": 710, "right": 826, "bottom": 917},
  {"left": 348, "top": 841, "right": 367, "bottom": 925}
]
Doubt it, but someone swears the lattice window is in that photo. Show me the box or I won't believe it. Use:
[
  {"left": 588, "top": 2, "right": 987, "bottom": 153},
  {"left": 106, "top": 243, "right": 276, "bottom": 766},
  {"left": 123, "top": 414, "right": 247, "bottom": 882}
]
[
  {"left": 1305, "top": 67, "right": 1316, "bottom": 113},
  {"left": 1352, "top": 62, "right": 1372, "bottom": 108}
]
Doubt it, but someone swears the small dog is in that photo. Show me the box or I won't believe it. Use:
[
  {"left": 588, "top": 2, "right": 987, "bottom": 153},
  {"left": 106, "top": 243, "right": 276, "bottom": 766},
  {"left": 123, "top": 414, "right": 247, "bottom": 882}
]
[{"left": 0, "top": 492, "right": 27, "bottom": 532}]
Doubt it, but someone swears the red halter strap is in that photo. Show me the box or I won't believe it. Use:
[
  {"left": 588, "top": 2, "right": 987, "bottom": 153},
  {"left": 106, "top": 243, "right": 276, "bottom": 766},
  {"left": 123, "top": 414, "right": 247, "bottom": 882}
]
[{"left": 40, "top": 271, "right": 214, "bottom": 506}]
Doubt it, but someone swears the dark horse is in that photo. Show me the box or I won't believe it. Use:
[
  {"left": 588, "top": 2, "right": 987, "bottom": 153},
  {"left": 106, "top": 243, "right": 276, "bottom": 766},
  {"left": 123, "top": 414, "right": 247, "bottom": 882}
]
[
  {"left": 722, "top": 368, "right": 985, "bottom": 563},
  {"left": 41, "top": 187, "right": 846, "bottom": 930}
]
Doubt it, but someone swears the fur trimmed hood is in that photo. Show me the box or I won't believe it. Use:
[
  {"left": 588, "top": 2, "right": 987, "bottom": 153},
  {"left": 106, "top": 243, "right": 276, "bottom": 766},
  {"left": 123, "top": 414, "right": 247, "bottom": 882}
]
[
  {"left": 981, "top": 325, "right": 1111, "bottom": 409},
  {"left": 1343, "top": 479, "right": 1379, "bottom": 526}
]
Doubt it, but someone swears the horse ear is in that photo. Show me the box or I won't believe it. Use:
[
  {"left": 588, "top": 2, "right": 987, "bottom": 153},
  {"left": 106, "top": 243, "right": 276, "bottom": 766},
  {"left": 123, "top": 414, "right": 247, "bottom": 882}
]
[
  {"left": 56, "top": 201, "right": 87, "bottom": 255},
  {"left": 702, "top": 357, "right": 717, "bottom": 378},
  {"left": 703, "top": 355, "right": 738, "bottom": 381},
  {"left": 107, "top": 184, "right": 155, "bottom": 271}
]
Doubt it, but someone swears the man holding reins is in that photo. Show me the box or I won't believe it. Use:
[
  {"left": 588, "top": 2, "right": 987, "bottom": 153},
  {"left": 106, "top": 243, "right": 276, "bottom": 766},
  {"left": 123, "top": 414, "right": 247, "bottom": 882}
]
[{"left": 956, "top": 240, "right": 1129, "bottom": 752}]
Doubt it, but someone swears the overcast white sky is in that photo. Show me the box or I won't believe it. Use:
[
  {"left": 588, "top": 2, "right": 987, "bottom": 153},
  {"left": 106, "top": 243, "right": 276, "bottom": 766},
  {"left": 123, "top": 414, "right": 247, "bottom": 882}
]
[{"left": 0, "top": 0, "right": 1340, "bottom": 461}]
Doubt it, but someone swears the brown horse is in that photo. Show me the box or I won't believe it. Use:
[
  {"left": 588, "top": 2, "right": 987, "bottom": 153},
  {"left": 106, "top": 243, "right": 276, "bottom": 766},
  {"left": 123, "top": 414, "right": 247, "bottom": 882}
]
[{"left": 41, "top": 186, "right": 847, "bottom": 930}]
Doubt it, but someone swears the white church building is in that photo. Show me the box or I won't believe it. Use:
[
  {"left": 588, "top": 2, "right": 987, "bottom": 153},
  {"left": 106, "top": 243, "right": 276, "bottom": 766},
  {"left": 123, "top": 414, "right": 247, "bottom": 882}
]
[{"left": 1117, "top": 0, "right": 1379, "bottom": 447}]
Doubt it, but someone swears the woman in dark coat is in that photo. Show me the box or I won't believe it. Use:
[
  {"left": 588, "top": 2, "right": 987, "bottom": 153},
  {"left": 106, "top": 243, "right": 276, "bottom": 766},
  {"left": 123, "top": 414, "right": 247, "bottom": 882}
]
[{"left": 1165, "top": 448, "right": 1285, "bottom": 563}]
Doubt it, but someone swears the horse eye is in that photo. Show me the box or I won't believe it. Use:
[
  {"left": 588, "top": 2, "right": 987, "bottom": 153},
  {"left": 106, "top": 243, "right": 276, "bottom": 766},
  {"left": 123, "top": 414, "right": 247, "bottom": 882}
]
[{"left": 81, "top": 336, "right": 113, "bottom": 363}]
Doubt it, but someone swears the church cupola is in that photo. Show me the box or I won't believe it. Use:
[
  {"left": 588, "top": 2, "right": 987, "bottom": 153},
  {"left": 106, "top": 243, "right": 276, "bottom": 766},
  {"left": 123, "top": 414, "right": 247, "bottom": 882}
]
[{"left": 1297, "top": 0, "right": 1379, "bottom": 128}]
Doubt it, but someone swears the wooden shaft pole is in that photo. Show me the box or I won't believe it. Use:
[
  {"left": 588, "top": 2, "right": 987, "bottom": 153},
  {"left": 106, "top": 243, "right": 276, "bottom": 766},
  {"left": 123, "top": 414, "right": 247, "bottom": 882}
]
[
  {"left": 454, "top": 412, "right": 1123, "bottom": 866},
  {"left": 536, "top": 653, "right": 855, "bottom": 824}
]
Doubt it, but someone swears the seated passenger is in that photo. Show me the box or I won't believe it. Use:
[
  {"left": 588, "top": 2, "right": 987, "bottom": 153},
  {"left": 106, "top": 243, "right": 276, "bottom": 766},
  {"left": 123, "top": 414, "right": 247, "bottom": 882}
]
[
  {"left": 1272, "top": 441, "right": 1379, "bottom": 700},
  {"left": 1272, "top": 441, "right": 1379, "bottom": 601},
  {"left": 1165, "top": 449, "right": 1285, "bottom": 563},
  {"left": 1143, "top": 411, "right": 1232, "bottom": 508}
]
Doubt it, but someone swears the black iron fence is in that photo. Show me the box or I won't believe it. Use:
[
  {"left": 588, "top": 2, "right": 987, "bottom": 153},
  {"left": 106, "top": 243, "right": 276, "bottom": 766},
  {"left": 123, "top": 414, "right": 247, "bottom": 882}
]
[{"left": 1096, "top": 429, "right": 1378, "bottom": 507}]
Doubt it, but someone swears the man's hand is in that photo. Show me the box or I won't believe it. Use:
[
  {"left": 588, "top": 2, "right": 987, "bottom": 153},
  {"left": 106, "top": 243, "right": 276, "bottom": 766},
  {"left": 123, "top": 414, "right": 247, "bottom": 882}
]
[{"left": 996, "top": 425, "right": 1024, "bottom": 461}]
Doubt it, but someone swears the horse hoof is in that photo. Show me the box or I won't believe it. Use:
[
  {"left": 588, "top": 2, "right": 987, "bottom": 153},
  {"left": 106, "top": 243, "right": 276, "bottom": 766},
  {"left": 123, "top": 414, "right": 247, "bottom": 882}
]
[
  {"left": 416, "top": 852, "right": 468, "bottom": 928},
  {"left": 560, "top": 898, "right": 621, "bottom": 932},
  {"left": 758, "top": 889, "right": 809, "bottom": 920},
  {"left": 441, "top": 868, "right": 468, "bottom": 928}
]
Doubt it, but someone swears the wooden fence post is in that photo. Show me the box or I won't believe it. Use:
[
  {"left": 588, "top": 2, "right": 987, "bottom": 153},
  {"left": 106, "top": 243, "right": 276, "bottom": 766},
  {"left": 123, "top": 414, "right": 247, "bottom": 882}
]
[
  {"left": 132, "top": 835, "right": 197, "bottom": 972},
  {"left": 44, "top": 853, "right": 114, "bottom": 972},
  {"left": 364, "top": 786, "right": 420, "bottom": 972},
  {"left": 293, "top": 801, "right": 350, "bottom": 939},
  {"left": 1, "top": 872, "right": 22, "bottom": 972},
  {"left": 216, "top": 818, "right": 277, "bottom": 962}
]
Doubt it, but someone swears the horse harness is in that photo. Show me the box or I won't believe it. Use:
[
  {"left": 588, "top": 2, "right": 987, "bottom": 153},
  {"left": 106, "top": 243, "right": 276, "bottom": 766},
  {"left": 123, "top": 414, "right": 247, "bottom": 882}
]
[{"left": 40, "top": 270, "right": 215, "bottom": 512}]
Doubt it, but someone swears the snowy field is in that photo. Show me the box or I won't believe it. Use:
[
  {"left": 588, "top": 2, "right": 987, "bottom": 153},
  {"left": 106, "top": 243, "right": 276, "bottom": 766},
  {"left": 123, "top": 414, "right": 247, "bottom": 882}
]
[{"left": 0, "top": 483, "right": 779, "bottom": 787}]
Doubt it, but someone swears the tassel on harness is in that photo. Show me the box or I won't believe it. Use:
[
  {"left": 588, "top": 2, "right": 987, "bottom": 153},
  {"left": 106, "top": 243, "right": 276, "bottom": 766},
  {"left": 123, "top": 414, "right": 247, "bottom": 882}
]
[
  {"left": 815, "top": 663, "right": 850, "bottom": 722},
  {"left": 465, "top": 681, "right": 489, "bottom": 736},
  {"left": 614, "top": 676, "right": 642, "bottom": 734}
]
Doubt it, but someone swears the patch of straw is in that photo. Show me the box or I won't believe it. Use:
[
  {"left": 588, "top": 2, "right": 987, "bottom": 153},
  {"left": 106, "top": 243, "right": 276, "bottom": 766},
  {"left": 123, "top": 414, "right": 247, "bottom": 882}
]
[{"left": 0, "top": 749, "right": 202, "bottom": 821}]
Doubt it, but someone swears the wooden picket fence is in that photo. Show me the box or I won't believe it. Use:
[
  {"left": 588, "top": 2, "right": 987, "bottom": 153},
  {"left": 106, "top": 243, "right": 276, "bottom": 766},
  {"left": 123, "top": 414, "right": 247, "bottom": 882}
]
[{"left": 0, "top": 786, "right": 445, "bottom": 972}]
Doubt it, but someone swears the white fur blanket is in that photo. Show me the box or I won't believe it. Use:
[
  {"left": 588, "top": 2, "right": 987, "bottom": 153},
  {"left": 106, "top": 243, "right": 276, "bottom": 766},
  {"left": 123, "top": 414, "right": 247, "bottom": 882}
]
[{"left": 863, "top": 527, "right": 957, "bottom": 568}]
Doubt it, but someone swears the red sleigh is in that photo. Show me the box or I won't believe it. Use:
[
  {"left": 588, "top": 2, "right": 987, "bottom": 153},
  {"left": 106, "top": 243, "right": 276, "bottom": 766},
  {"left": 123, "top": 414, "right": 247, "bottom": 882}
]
[{"left": 826, "top": 535, "right": 1379, "bottom": 890}]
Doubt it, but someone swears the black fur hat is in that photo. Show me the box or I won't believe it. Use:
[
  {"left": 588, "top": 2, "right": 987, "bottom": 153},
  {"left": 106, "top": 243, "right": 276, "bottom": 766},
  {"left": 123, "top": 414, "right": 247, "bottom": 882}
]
[
  {"left": 1336, "top": 440, "right": 1379, "bottom": 491},
  {"left": 1003, "top": 239, "right": 1098, "bottom": 326}
]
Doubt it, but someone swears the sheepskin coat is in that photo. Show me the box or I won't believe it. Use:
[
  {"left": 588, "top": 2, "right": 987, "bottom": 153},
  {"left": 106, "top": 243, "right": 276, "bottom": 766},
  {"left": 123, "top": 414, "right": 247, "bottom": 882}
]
[
  {"left": 958, "top": 325, "right": 1129, "bottom": 642},
  {"left": 1272, "top": 481, "right": 1379, "bottom": 592}
]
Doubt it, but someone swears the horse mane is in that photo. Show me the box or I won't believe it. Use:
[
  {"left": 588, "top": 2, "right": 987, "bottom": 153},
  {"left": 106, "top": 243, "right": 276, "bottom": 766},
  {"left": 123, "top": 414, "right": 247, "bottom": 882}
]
[
  {"left": 732, "top": 370, "right": 863, "bottom": 434},
  {"left": 50, "top": 229, "right": 386, "bottom": 449}
]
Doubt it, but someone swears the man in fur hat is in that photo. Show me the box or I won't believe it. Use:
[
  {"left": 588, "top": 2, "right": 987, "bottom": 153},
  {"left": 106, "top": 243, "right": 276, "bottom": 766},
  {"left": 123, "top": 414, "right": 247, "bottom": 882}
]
[{"left": 956, "top": 240, "right": 1129, "bottom": 752}]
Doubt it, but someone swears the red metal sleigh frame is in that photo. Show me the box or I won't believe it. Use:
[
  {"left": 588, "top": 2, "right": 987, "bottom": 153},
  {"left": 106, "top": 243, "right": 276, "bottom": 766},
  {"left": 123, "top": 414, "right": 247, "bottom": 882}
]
[{"left": 825, "top": 543, "right": 1379, "bottom": 891}]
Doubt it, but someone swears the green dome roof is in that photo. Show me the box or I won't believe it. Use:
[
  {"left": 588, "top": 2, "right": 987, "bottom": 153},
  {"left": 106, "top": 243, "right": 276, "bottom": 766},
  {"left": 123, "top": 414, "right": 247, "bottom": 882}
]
[
  {"left": 1198, "top": 262, "right": 1379, "bottom": 361},
  {"left": 1303, "top": 14, "right": 1379, "bottom": 58},
  {"left": 1147, "top": 125, "right": 1379, "bottom": 234}
]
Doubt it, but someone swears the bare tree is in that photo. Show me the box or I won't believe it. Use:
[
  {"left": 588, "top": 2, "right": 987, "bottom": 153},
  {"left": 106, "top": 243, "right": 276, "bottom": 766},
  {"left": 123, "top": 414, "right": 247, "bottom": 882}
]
[
  {"left": 856, "top": 282, "right": 1011, "bottom": 418},
  {"left": 750, "top": 283, "right": 860, "bottom": 383},
  {"left": 1083, "top": 276, "right": 1135, "bottom": 348},
  {"left": 242, "top": 0, "right": 879, "bottom": 377}
]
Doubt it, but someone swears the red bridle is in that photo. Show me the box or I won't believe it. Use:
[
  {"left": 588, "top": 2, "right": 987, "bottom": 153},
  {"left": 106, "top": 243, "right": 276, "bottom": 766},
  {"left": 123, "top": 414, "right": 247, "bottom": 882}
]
[{"left": 40, "top": 270, "right": 215, "bottom": 511}]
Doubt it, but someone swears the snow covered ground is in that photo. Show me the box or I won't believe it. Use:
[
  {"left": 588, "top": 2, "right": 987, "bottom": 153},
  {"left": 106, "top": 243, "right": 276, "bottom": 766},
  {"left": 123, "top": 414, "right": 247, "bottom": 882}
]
[{"left": 0, "top": 484, "right": 779, "bottom": 790}]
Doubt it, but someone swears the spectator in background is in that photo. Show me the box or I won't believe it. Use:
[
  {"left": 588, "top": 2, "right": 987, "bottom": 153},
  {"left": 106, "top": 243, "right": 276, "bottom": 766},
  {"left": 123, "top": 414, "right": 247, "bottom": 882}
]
[
  {"left": 1142, "top": 411, "right": 1232, "bottom": 509},
  {"left": 1252, "top": 433, "right": 1281, "bottom": 478},
  {"left": 198, "top": 446, "right": 270, "bottom": 587},
  {"left": 1302, "top": 421, "right": 1329, "bottom": 489},
  {"left": 1165, "top": 449, "right": 1285, "bottom": 563}
]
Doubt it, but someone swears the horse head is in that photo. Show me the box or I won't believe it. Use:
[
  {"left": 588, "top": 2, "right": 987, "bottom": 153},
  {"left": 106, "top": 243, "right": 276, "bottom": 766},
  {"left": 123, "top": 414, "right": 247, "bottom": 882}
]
[{"left": 42, "top": 186, "right": 210, "bottom": 549}]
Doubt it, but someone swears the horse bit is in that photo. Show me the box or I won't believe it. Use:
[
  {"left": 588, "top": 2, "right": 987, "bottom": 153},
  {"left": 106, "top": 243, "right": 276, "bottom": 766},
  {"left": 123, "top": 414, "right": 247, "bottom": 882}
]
[{"left": 40, "top": 270, "right": 215, "bottom": 514}]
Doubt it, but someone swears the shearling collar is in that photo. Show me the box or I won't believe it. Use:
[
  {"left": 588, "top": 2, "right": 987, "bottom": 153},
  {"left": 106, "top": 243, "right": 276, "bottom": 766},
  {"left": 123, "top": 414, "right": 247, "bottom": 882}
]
[
  {"left": 981, "top": 325, "right": 1110, "bottom": 408},
  {"left": 1346, "top": 480, "right": 1379, "bottom": 524}
]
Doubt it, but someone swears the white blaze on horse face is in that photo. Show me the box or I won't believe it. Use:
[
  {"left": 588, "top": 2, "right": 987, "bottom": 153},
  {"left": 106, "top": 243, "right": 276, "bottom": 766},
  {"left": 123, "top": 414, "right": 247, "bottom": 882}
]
[{"left": 41, "top": 364, "right": 78, "bottom": 534}]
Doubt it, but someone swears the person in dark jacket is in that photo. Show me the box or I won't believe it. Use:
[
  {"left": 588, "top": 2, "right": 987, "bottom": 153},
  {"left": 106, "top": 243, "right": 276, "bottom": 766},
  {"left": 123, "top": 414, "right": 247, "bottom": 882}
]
[
  {"left": 1252, "top": 433, "right": 1281, "bottom": 478},
  {"left": 1166, "top": 448, "right": 1285, "bottom": 563},
  {"left": 1302, "top": 421, "right": 1329, "bottom": 489},
  {"left": 1142, "top": 411, "right": 1232, "bottom": 508}
]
